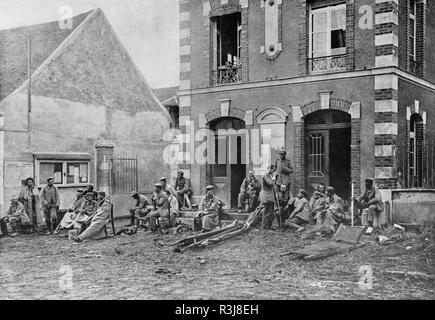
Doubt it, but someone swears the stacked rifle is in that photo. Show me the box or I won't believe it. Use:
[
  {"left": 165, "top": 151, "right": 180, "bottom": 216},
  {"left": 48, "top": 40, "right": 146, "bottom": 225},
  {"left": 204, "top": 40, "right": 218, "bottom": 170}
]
[{"left": 173, "top": 205, "right": 263, "bottom": 252}]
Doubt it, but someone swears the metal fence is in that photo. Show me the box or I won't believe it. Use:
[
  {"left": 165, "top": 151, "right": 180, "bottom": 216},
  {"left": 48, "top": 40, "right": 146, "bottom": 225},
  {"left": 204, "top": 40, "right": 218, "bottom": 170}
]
[
  {"left": 394, "top": 141, "right": 435, "bottom": 189},
  {"left": 110, "top": 156, "right": 138, "bottom": 194}
]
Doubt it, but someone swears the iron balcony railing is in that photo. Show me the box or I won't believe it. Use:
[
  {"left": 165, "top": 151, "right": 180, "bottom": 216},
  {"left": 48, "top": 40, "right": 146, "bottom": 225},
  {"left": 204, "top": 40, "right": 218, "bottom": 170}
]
[
  {"left": 308, "top": 54, "right": 346, "bottom": 73},
  {"left": 211, "top": 63, "right": 241, "bottom": 85}
]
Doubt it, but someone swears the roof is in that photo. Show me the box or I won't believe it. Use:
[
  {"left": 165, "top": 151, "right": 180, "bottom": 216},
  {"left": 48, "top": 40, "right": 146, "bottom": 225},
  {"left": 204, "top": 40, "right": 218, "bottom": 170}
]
[
  {"left": 0, "top": 9, "right": 170, "bottom": 118},
  {"left": 0, "top": 11, "right": 90, "bottom": 102},
  {"left": 153, "top": 86, "right": 179, "bottom": 106}
]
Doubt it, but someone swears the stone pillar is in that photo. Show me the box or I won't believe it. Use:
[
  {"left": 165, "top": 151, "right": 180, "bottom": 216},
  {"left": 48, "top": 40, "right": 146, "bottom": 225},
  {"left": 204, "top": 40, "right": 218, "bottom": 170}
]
[
  {"left": 95, "top": 141, "right": 114, "bottom": 196},
  {"left": 0, "top": 114, "right": 4, "bottom": 217}
]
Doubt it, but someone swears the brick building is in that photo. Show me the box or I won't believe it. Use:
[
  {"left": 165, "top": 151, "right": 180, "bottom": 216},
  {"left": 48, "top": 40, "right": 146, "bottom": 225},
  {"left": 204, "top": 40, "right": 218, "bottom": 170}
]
[{"left": 174, "top": 0, "right": 435, "bottom": 209}]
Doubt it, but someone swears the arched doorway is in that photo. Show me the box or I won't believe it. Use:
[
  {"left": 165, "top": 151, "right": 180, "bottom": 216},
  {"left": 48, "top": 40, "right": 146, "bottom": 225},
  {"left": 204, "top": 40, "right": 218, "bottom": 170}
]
[
  {"left": 209, "top": 117, "right": 246, "bottom": 209},
  {"left": 304, "top": 110, "right": 351, "bottom": 200}
]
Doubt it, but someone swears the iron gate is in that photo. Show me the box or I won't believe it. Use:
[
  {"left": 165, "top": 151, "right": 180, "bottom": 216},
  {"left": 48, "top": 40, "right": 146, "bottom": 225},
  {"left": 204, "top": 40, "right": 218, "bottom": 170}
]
[{"left": 110, "top": 156, "right": 138, "bottom": 194}]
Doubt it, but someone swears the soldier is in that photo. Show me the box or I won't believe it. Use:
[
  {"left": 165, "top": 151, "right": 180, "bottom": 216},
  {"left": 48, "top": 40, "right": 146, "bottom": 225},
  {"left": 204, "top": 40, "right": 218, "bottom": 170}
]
[
  {"left": 0, "top": 196, "right": 30, "bottom": 237},
  {"left": 40, "top": 177, "right": 60, "bottom": 235},
  {"left": 173, "top": 171, "right": 192, "bottom": 210},
  {"left": 285, "top": 189, "right": 310, "bottom": 232},
  {"left": 75, "top": 191, "right": 99, "bottom": 232},
  {"left": 316, "top": 187, "right": 345, "bottom": 231},
  {"left": 354, "top": 178, "right": 384, "bottom": 228},
  {"left": 53, "top": 189, "right": 85, "bottom": 234},
  {"left": 275, "top": 148, "right": 293, "bottom": 196},
  {"left": 160, "top": 177, "right": 177, "bottom": 197},
  {"left": 129, "top": 191, "right": 151, "bottom": 226},
  {"left": 196, "top": 185, "right": 225, "bottom": 232},
  {"left": 237, "top": 169, "right": 260, "bottom": 213},
  {"left": 260, "top": 164, "right": 277, "bottom": 229},
  {"left": 19, "top": 177, "right": 41, "bottom": 227},
  {"left": 309, "top": 183, "right": 327, "bottom": 224},
  {"left": 72, "top": 191, "right": 112, "bottom": 242},
  {"left": 146, "top": 183, "right": 170, "bottom": 231}
]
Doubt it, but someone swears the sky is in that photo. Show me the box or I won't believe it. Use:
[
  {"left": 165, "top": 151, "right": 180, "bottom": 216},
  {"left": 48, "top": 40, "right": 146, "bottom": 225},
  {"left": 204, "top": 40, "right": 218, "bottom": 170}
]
[{"left": 0, "top": 0, "right": 179, "bottom": 89}]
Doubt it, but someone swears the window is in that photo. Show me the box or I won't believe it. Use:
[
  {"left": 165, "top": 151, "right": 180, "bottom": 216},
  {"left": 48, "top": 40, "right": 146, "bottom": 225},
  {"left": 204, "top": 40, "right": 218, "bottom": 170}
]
[
  {"left": 256, "top": 108, "right": 287, "bottom": 175},
  {"left": 409, "top": 0, "right": 416, "bottom": 61},
  {"left": 309, "top": 4, "right": 346, "bottom": 72},
  {"left": 211, "top": 12, "right": 242, "bottom": 85},
  {"left": 35, "top": 154, "right": 91, "bottom": 186},
  {"left": 409, "top": 113, "right": 424, "bottom": 187}
]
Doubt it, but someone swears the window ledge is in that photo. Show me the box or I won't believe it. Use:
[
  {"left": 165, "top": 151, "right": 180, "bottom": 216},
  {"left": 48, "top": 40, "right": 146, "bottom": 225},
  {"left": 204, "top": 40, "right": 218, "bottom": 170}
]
[{"left": 33, "top": 153, "right": 92, "bottom": 161}]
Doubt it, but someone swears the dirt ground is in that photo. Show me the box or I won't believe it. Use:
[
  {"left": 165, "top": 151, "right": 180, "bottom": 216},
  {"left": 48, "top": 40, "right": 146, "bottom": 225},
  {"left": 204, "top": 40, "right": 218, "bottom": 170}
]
[{"left": 0, "top": 226, "right": 434, "bottom": 300}]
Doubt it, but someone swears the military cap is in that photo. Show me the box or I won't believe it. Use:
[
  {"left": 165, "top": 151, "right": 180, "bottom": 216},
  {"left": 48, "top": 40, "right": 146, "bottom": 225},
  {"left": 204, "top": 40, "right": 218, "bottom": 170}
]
[
  {"left": 85, "top": 192, "right": 94, "bottom": 196},
  {"left": 206, "top": 185, "right": 214, "bottom": 190},
  {"left": 76, "top": 189, "right": 84, "bottom": 193},
  {"left": 298, "top": 189, "right": 308, "bottom": 197},
  {"left": 326, "top": 186, "right": 335, "bottom": 193},
  {"left": 159, "top": 177, "right": 167, "bottom": 182},
  {"left": 365, "top": 178, "right": 374, "bottom": 183},
  {"left": 154, "top": 182, "right": 163, "bottom": 188},
  {"left": 130, "top": 191, "right": 139, "bottom": 197},
  {"left": 177, "top": 170, "right": 184, "bottom": 175},
  {"left": 279, "top": 147, "right": 287, "bottom": 154}
]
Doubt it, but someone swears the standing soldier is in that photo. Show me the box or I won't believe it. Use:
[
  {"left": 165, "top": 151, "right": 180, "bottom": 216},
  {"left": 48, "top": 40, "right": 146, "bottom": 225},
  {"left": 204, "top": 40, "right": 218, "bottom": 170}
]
[
  {"left": 19, "top": 177, "right": 41, "bottom": 227},
  {"left": 259, "top": 164, "right": 277, "bottom": 229},
  {"left": 40, "top": 177, "right": 60, "bottom": 235},
  {"left": 275, "top": 148, "right": 293, "bottom": 196}
]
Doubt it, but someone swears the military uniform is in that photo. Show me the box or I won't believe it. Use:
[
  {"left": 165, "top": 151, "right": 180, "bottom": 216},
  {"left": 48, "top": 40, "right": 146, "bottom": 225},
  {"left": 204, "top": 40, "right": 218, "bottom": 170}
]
[
  {"left": 147, "top": 190, "right": 170, "bottom": 231},
  {"left": 197, "top": 194, "right": 224, "bottom": 231},
  {"left": 77, "top": 198, "right": 112, "bottom": 241},
  {"left": 275, "top": 157, "right": 293, "bottom": 192},
  {"left": 237, "top": 175, "right": 260, "bottom": 211}
]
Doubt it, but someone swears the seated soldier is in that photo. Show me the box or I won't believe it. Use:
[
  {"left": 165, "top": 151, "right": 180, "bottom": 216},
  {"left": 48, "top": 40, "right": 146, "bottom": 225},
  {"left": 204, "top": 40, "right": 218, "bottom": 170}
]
[
  {"left": 237, "top": 169, "right": 260, "bottom": 213},
  {"left": 316, "top": 187, "right": 345, "bottom": 231},
  {"left": 159, "top": 190, "right": 179, "bottom": 232},
  {"left": 72, "top": 191, "right": 112, "bottom": 242},
  {"left": 53, "top": 189, "right": 85, "bottom": 234},
  {"left": 129, "top": 191, "right": 151, "bottom": 226},
  {"left": 309, "top": 183, "right": 327, "bottom": 224},
  {"left": 75, "top": 192, "right": 98, "bottom": 233},
  {"left": 0, "top": 196, "right": 30, "bottom": 237},
  {"left": 284, "top": 189, "right": 310, "bottom": 232},
  {"left": 354, "top": 178, "right": 384, "bottom": 228},
  {"left": 142, "top": 183, "right": 169, "bottom": 232},
  {"left": 281, "top": 186, "right": 295, "bottom": 222},
  {"left": 196, "top": 185, "right": 225, "bottom": 232},
  {"left": 173, "top": 171, "right": 192, "bottom": 210}
]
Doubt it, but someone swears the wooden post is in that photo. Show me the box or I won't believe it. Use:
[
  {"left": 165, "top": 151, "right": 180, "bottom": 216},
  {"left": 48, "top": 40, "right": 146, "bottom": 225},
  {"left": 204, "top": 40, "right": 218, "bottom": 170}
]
[
  {"left": 27, "top": 38, "right": 32, "bottom": 145},
  {"left": 351, "top": 182, "right": 354, "bottom": 226}
]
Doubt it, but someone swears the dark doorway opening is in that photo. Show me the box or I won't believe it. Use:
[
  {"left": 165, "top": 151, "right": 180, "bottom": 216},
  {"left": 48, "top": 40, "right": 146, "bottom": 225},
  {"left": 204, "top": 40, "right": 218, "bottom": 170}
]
[
  {"left": 305, "top": 110, "right": 351, "bottom": 201},
  {"left": 210, "top": 117, "right": 246, "bottom": 209}
]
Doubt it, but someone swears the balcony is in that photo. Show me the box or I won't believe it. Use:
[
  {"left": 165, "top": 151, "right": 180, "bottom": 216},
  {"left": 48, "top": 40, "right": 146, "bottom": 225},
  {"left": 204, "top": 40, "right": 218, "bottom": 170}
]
[
  {"left": 308, "top": 54, "right": 346, "bottom": 74},
  {"left": 211, "top": 63, "right": 241, "bottom": 85}
]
